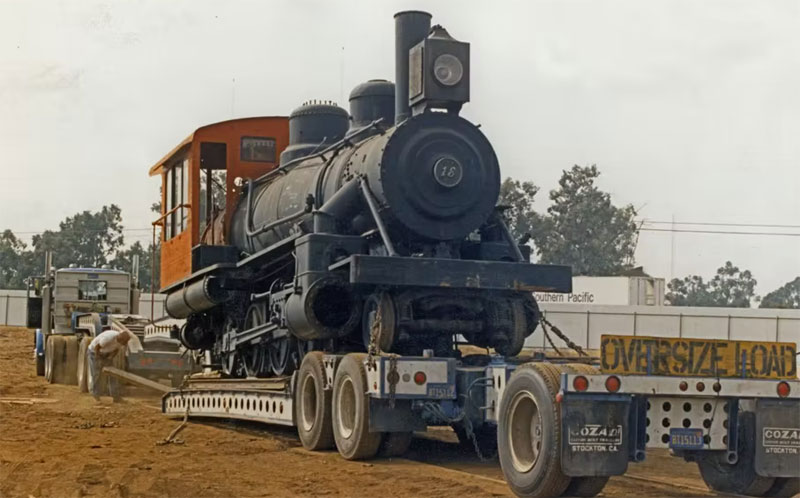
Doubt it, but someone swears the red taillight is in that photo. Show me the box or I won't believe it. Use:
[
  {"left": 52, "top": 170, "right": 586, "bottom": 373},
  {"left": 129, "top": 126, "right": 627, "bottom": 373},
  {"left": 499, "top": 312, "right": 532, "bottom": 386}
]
[
  {"left": 777, "top": 381, "right": 791, "bottom": 398},
  {"left": 414, "top": 371, "right": 426, "bottom": 385},
  {"left": 573, "top": 376, "right": 589, "bottom": 392},
  {"left": 696, "top": 381, "right": 705, "bottom": 392},
  {"left": 679, "top": 381, "right": 688, "bottom": 392},
  {"left": 605, "top": 375, "right": 621, "bottom": 393}
]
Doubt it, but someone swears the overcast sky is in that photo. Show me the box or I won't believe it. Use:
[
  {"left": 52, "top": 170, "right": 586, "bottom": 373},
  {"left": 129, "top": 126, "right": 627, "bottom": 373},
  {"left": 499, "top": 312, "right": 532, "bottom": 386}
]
[{"left": 1, "top": 0, "right": 798, "bottom": 295}]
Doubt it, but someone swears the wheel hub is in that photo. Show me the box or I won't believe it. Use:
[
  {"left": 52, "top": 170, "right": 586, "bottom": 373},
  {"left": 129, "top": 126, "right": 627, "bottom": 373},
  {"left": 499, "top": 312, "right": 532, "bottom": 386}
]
[
  {"left": 337, "top": 376, "right": 356, "bottom": 439},
  {"left": 508, "top": 390, "right": 543, "bottom": 474}
]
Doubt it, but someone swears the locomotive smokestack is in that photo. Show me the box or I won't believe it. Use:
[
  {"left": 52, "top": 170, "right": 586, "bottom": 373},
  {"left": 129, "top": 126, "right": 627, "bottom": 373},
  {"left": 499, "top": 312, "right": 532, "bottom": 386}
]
[{"left": 394, "top": 10, "right": 431, "bottom": 125}]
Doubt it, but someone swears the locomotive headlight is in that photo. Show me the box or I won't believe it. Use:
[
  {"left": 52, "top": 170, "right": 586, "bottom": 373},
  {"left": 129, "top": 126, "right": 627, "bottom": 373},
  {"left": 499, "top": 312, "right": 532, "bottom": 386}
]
[{"left": 433, "top": 54, "right": 463, "bottom": 86}]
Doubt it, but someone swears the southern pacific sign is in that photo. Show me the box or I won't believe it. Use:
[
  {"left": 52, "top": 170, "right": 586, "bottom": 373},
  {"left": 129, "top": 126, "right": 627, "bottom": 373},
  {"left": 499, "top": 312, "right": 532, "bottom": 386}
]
[{"left": 600, "top": 335, "right": 797, "bottom": 380}]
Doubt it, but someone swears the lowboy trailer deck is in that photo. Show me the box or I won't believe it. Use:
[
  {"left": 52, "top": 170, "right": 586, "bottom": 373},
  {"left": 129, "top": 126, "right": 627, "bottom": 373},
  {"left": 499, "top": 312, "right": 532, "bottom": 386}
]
[{"left": 162, "top": 335, "right": 799, "bottom": 498}]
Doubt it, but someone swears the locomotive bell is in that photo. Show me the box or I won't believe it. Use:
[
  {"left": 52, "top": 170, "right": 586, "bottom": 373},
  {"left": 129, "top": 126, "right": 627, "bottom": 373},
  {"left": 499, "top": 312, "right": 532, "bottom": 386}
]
[{"left": 408, "top": 25, "right": 470, "bottom": 114}]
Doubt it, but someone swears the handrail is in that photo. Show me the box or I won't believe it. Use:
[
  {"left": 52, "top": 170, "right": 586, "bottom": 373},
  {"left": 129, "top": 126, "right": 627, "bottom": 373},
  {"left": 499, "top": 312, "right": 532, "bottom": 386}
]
[
  {"left": 251, "top": 118, "right": 386, "bottom": 186},
  {"left": 151, "top": 203, "right": 192, "bottom": 226}
]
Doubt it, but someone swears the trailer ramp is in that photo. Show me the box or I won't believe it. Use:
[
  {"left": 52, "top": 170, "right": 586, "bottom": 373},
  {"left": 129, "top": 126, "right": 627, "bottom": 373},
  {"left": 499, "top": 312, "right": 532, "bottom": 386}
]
[{"left": 162, "top": 377, "right": 295, "bottom": 426}]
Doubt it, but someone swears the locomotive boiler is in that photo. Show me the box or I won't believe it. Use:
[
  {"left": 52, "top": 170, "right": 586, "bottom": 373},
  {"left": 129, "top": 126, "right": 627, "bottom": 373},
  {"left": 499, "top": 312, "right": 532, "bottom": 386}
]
[{"left": 156, "top": 11, "right": 572, "bottom": 378}]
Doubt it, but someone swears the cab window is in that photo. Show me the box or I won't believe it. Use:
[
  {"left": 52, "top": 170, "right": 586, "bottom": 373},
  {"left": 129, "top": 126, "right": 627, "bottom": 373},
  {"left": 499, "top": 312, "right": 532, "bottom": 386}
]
[
  {"left": 166, "top": 158, "right": 189, "bottom": 239},
  {"left": 78, "top": 280, "right": 107, "bottom": 301}
]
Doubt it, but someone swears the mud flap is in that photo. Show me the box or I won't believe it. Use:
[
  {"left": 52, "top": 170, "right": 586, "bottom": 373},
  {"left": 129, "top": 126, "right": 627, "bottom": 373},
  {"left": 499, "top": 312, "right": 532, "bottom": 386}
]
[
  {"left": 561, "top": 394, "right": 631, "bottom": 476},
  {"left": 368, "top": 398, "right": 426, "bottom": 433},
  {"left": 755, "top": 399, "right": 800, "bottom": 478}
]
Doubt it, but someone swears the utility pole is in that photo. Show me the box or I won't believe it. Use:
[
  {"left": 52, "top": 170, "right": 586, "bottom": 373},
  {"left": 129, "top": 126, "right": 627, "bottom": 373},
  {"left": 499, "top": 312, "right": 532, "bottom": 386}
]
[{"left": 670, "top": 213, "right": 676, "bottom": 280}]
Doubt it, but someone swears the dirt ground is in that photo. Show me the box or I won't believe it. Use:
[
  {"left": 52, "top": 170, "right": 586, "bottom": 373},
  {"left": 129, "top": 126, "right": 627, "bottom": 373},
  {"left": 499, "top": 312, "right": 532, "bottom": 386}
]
[{"left": 1, "top": 326, "right": 719, "bottom": 497}]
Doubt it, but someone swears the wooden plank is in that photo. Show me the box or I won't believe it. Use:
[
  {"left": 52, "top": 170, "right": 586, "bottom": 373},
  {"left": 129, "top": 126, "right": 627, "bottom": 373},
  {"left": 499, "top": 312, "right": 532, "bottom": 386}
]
[
  {"left": 102, "top": 366, "right": 172, "bottom": 393},
  {"left": 0, "top": 397, "right": 58, "bottom": 404},
  {"left": 600, "top": 334, "right": 797, "bottom": 380}
]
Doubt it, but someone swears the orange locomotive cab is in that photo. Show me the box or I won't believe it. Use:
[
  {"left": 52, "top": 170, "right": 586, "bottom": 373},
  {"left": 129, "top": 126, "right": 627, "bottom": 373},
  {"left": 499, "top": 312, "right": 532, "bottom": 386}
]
[{"left": 149, "top": 117, "right": 289, "bottom": 290}]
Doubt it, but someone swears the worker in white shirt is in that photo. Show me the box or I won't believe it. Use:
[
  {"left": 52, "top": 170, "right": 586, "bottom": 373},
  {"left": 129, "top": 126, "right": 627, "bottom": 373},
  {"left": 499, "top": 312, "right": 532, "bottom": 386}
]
[{"left": 87, "top": 328, "right": 131, "bottom": 402}]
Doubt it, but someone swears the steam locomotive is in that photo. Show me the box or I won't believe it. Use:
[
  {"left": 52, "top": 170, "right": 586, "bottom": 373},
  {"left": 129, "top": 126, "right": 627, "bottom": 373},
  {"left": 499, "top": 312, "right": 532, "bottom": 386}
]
[{"left": 156, "top": 11, "right": 571, "bottom": 378}]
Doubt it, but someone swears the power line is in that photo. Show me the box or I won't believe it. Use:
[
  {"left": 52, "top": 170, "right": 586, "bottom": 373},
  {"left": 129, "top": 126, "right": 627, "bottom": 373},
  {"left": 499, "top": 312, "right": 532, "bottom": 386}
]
[
  {"left": 9, "top": 228, "right": 153, "bottom": 234},
  {"left": 639, "top": 227, "right": 800, "bottom": 237},
  {"left": 639, "top": 220, "right": 800, "bottom": 229}
]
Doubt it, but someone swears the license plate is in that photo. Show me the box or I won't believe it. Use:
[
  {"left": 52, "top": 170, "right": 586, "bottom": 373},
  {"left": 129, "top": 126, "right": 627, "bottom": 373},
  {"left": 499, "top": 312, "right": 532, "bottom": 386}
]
[
  {"left": 600, "top": 335, "right": 797, "bottom": 379},
  {"left": 669, "top": 428, "right": 704, "bottom": 449}
]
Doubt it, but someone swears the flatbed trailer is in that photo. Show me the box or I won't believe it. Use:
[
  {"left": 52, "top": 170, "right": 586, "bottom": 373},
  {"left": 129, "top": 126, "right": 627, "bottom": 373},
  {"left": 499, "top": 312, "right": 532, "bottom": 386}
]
[{"left": 162, "top": 338, "right": 800, "bottom": 498}]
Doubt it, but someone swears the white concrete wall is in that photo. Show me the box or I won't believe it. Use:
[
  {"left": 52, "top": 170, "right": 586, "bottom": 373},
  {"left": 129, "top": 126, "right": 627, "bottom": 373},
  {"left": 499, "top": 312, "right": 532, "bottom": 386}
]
[
  {"left": 529, "top": 303, "right": 800, "bottom": 351},
  {"left": 0, "top": 290, "right": 168, "bottom": 327}
]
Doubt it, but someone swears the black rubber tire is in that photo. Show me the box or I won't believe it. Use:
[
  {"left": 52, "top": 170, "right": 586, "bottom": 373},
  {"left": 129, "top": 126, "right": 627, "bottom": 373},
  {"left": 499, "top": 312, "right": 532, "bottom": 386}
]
[
  {"left": 697, "top": 411, "right": 775, "bottom": 496},
  {"left": 498, "top": 362, "right": 571, "bottom": 498},
  {"left": 35, "top": 352, "right": 45, "bottom": 376},
  {"left": 44, "top": 335, "right": 54, "bottom": 382},
  {"left": 47, "top": 335, "right": 67, "bottom": 384},
  {"left": 379, "top": 432, "right": 413, "bottom": 458},
  {"left": 502, "top": 299, "right": 528, "bottom": 357},
  {"left": 62, "top": 336, "right": 79, "bottom": 386},
  {"left": 296, "top": 351, "right": 335, "bottom": 451},
  {"left": 332, "top": 353, "right": 381, "bottom": 460},
  {"left": 77, "top": 336, "right": 91, "bottom": 393},
  {"left": 559, "top": 364, "right": 610, "bottom": 497},
  {"left": 764, "top": 477, "right": 800, "bottom": 497}
]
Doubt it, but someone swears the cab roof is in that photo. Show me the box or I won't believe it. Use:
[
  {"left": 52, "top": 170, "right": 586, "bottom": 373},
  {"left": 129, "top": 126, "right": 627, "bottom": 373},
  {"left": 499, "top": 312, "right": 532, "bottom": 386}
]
[
  {"left": 147, "top": 116, "right": 286, "bottom": 177},
  {"left": 56, "top": 268, "right": 128, "bottom": 275}
]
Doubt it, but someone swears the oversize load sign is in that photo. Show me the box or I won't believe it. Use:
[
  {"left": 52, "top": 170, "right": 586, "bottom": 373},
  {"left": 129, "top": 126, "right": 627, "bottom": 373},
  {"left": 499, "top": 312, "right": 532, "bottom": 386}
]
[{"left": 600, "top": 335, "right": 797, "bottom": 380}]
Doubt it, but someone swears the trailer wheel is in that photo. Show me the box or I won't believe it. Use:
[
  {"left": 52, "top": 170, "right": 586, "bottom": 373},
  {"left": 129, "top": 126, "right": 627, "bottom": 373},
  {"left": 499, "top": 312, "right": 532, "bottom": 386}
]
[
  {"left": 559, "top": 363, "right": 610, "bottom": 497},
  {"left": 379, "top": 432, "right": 413, "bottom": 458},
  {"left": 296, "top": 351, "right": 335, "bottom": 451},
  {"left": 46, "top": 335, "right": 67, "bottom": 384},
  {"left": 498, "top": 362, "right": 571, "bottom": 498},
  {"left": 35, "top": 330, "right": 45, "bottom": 376},
  {"left": 697, "top": 411, "right": 775, "bottom": 496},
  {"left": 764, "top": 478, "right": 800, "bottom": 497},
  {"left": 36, "top": 353, "right": 45, "bottom": 377},
  {"left": 77, "top": 336, "right": 91, "bottom": 393},
  {"left": 332, "top": 353, "right": 381, "bottom": 460},
  {"left": 44, "top": 335, "right": 54, "bottom": 382},
  {"left": 62, "top": 336, "right": 79, "bottom": 385}
]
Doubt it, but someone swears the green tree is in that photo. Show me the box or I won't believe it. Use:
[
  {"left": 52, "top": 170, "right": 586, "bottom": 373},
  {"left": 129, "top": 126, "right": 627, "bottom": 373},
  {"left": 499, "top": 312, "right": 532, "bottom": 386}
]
[
  {"left": 759, "top": 277, "right": 800, "bottom": 309},
  {"left": 533, "top": 165, "right": 638, "bottom": 275},
  {"left": 111, "top": 241, "right": 160, "bottom": 292},
  {"left": 667, "top": 261, "right": 758, "bottom": 307},
  {"left": 0, "top": 230, "right": 31, "bottom": 289},
  {"left": 665, "top": 275, "right": 717, "bottom": 307},
  {"left": 30, "top": 205, "right": 124, "bottom": 269},
  {"left": 498, "top": 178, "right": 542, "bottom": 244}
]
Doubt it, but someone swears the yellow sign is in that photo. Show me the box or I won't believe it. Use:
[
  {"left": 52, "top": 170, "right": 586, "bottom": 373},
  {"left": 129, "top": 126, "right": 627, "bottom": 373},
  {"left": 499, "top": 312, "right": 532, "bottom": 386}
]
[{"left": 600, "top": 335, "right": 797, "bottom": 380}]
